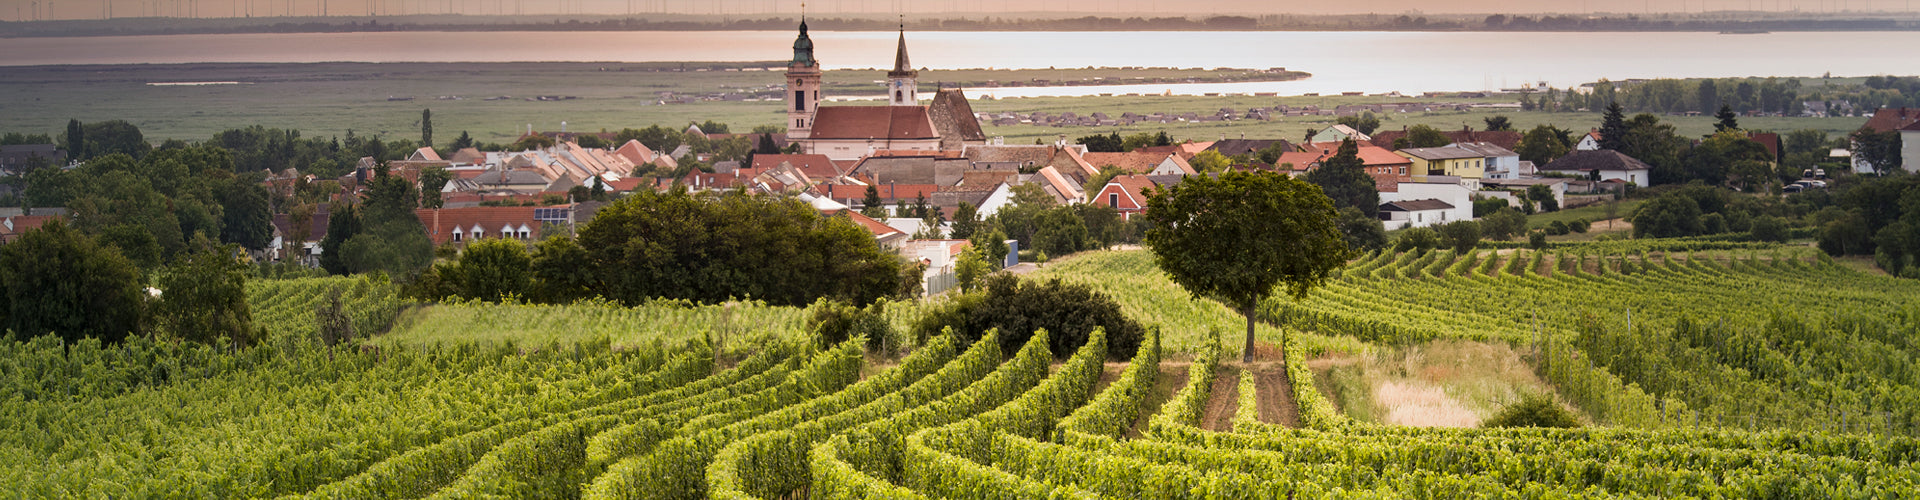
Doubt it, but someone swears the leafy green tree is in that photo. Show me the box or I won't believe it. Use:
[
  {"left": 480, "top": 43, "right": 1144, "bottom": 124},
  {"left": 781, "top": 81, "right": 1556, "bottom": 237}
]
[
  {"left": 577, "top": 189, "right": 903, "bottom": 306},
  {"left": 1394, "top": 227, "right": 1441, "bottom": 251},
  {"left": 511, "top": 134, "right": 556, "bottom": 151},
  {"left": 1850, "top": 126, "right": 1903, "bottom": 175},
  {"left": 1528, "top": 230, "right": 1548, "bottom": 249},
  {"left": 953, "top": 247, "right": 989, "bottom": 293},
  {"left": 971, "top": 227, "right": 1010, "bottom": 270},
  {"left": 860, "top": 184, "right": 887, "bottom": 219},
  {"left": 529, "top": 235, "right": 595, "bottom": 303},
  {"left": 949, "top": 201, "right": 981, "bottom": 240},
  {"left": 452, "top": 237, "right": 532, "bottom": 302},
  {"left": 1714, "top": 104, "right": 1740, "bottom": 133},
  {"left": 1080, "top": 165, "right": 1127, "bottom": 201},
  {"left": 0, "top": 220, "right": 145, "bottom": 343},
  {"left": 1144, "top": 171, "right": 1350, "bottom": 362},
  {"left": 420, "top": 109, "right": 433, "bottom": 149},
  {"left": 1622, "top": 114, "right": 1688, "bottom": 185},
  {"left": 1255, "top": 141, "right": 1292, "bottom": 165},
  {"left": 1482, "top": 393, "right": 1580, "bottom": 428},
  {"left": 318, "top": 205, "right": 362, "bottom": 275},
  {"left": 914, "top": 274, "right": 1145, "bottom": 360},
  {"left": 1437, "top": 220, "right": 1482, "bottom": 253},
  {"left": 1188, "top": 150, "right": 1231, "bottom": 173},
  {"left": 1598, "top": 101, "right": 1628, "bottom": 151},
  {"left": 1527, "top": 184, "right": 1559, "bottom": 212},
  {"left": 1479, "top": 207, "right": 1528, "bottom": 241},
  {"left": 1695, "top": 79, "right": 1720, "bottom": 115},
  {"left": 1750, "top": 215, "right": 1789, "bottom": 243},
  {"left": 1482, "top": 115, "right": 1515, "bottom": 132},
  {"left": 1515, "top": 124, "right": 1572, "bottom": 165},
  {"left": 419, "top": 166, "right": 452, "bottom": 209},
  {"left": 1304, "top": 138, "right": 1379, "bottom": 218},
  {"left": 155, "top": 239, "right": 254, "bottom": 346},
  {"left": 217, "top": 179, "right": 273, "bottom": 251},
  {"left": 1031, "top": 207, "right": 1088, "bottom": 256},
  {"left": 65, "top": 119, "right": 85, "bottom": 161},
  {"left": 1337, "top": 112, "right": 1382, "bottom": 135},
  {"left": 574, "top": 134, "right": 611, "bottom": 149},
  {"left": 1075, "top": 132, "right": 1124, "bottom": 153},
  {"left": 1075, "top": 203, "right": 1124, "bottom": 250},
  {"left": 1404, "top": 124, "right": 1452, "bottom": 148},
  {"left": 451, "top": 131, "right": 475, "bottom": 150},
  {"left": 1631, "top": 193, "right": 1705, "bottom": 238},
  {"left": 81, "top": 120, "right": 151, "bottom": 159},
  {"left": 1336, "top": 207, "right": 1388, "bottom": 251}
]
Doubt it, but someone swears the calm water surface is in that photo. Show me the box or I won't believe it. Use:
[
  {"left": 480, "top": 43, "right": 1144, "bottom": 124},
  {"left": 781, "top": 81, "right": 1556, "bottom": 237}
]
[{"left": 2, "top": 30, "right": 1915, "bottom": 95}]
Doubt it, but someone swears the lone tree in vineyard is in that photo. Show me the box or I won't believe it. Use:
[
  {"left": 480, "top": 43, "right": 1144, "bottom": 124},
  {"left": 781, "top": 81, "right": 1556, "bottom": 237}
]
[{"left": 1143, "top": 171, "right": 1350, "bottom": 363}]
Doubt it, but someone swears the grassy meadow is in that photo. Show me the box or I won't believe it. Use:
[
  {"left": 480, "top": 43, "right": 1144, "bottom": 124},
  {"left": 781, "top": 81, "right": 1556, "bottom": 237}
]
[{"left": 0, "top": 62, "right": 1867, "bottom": 146}]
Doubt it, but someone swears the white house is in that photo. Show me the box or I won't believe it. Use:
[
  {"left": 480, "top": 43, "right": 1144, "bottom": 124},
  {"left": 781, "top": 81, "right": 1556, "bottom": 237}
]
[
  {"left": 1576, "top": 131, "right": 1601, "bottom": 151},
  {"left": 1541, "top": 149, "right": 1652, "bottom": 186},
  {"left": 974, "top": 183, "right": 1017, "bottom": 217},
  {"left": 1380, "top": 199, "right": 1459, "bottom": 229},
  {"left": 1310, "top": 124, "right": 1371, "bottom": 144},
  {"left": 1378, "top": 176, "right": 1473, "bottom": 229},
  {"left": 1454, "top": 142, "right": 1523, "bottom": 180}
]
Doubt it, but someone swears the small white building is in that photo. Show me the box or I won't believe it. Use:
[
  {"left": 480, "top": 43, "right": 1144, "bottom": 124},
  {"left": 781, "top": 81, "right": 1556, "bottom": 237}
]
[
  {"left": 1576, "top": 131, "right": 1601, "bottom": 151},
  {"left": 1541, "top": 149, "right": 1652, "bottom": 186},
  {"left": 1380, "top": 199, "right": 1459, "bottom": 229}
]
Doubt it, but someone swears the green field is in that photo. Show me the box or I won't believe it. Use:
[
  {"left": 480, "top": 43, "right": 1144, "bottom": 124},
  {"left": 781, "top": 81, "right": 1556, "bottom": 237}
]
[
  {"left": 6, "top": 245, "right": 1920, "bottom": 497},
  {"left": 0, "top": 62, "right": 1866, "bottom": 146}
]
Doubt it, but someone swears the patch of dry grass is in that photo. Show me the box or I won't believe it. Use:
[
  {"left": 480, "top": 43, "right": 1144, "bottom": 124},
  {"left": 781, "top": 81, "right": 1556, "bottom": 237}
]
[{"left": 1317, "top": 340, "right": 1567, "bottom": 428}]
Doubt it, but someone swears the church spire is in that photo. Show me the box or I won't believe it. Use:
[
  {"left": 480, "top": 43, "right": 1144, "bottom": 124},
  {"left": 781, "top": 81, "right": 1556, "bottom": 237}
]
[
  {"left": 886, "top": 21, "right": 919, "bottom": 106},
  {"left": 888, "top": 23, "right": 916, "bottom": 80}
]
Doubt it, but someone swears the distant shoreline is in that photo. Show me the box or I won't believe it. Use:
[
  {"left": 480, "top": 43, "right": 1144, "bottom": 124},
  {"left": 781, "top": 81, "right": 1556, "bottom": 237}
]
[{"left": 3, "top": 14, "right": 1915, "bottom": 38}]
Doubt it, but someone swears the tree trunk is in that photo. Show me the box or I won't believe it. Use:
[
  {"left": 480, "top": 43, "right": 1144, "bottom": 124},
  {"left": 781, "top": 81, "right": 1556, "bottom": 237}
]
[{"left": 1243, "top": 305, "right": 1258, "bottom": 363}]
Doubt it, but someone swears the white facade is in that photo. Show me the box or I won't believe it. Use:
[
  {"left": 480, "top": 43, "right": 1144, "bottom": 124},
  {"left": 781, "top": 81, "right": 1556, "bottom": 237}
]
[
  {"left": 1483, "top": 152, "right": 1521, "bottom": 179},
  {"left": 1904, "top": 130, "right": 1920, "bottom": 173},
  {"left": 1598, "top": 168, "right": 1649, "bottom": 186},
  {"left": 1381, "top": 180, "right": 1474, "bottom": 226},
  {"left": 975, "top": 183, "right": 1017, "bottom": 217},
  {"left": 1576, "top": 134, "right": 1600, "bottom": 151},
  {"left": 1382, "top": 206, "right": 1457, "bottom": 229}
]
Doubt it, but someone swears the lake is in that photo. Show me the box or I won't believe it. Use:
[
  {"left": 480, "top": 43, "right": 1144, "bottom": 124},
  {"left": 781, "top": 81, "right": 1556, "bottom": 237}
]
[{"left": 1, "top": 30, "right": 1915, "bottom": 96}]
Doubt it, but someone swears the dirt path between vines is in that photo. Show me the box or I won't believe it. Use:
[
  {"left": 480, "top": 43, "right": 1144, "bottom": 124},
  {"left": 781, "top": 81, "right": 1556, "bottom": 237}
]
[
  {"left": 1199, "top": 370, "right": 1239, "bottom": 431},
  {"left": 1249, "top": 362, "right": 1301, "bottom": 428}
]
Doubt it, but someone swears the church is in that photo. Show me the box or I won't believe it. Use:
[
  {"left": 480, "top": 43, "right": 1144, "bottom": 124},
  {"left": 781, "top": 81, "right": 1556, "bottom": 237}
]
[{"left": 784, "top": 21, "right": 985, "bottom": 161}]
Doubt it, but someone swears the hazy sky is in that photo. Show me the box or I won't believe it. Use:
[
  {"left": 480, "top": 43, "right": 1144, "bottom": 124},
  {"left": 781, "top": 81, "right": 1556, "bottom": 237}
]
[{"left": 8, "top": 0, "right": 1919, "bottom": 22}]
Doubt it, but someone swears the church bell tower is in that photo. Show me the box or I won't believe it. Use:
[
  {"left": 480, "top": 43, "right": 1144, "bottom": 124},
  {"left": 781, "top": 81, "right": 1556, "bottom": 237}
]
[
  {"left": 786, "top": 19, "right": 823, "bottom": 141},
  {"left": 886, "top": 27, "right": 919, "bottom": 106}
]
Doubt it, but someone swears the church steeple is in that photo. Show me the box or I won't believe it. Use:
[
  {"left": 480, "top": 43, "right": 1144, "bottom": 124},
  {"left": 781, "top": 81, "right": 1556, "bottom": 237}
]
[
  {"left": 785, "top": 18, "right": 823, "bottom": 141},
  {"left": 886, "top": 25, "right": 919, "bottom": 106}
]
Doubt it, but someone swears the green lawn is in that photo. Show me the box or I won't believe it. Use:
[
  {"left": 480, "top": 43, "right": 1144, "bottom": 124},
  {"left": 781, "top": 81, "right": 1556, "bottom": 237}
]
[
  {"left": 1527, "top": 199, "right": 1642, "bottom": 231},
  {"left": 0, "top": 62, "right": 1869, "bottom": 147}
]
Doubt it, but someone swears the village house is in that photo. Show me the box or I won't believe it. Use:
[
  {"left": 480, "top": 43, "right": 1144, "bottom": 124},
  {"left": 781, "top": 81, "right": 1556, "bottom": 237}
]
[
  {"left": 1092, "top": 174, "right": 1163, "bottom": 220},
  {"left": 1396, "top": 146, "right": 1488, "bottom": 188},
  {"left": 1081, "top": 151, "right": 1195, "bottom": 176},
  {"left": 1542, "top": 149, "right": 1653, "bottom": 186},
  {"left": 1857, "top": 107, "right": 1920, "bottom": 174},
  {"left": 1451, "top": 142, "right": 1523, "bottom": 180},
  {"left": 414, "top": 205, "right": 575, "bottom": 247}
]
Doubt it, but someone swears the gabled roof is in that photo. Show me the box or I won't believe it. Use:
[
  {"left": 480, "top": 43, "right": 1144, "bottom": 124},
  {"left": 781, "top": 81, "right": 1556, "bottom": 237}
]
[
  {"left": 1369, "top": 128, "right": 1523, "bottom": 151},
  {"left": 1206, "top": 139, "right": 1290, "bottom": 157},
  {"left": 413, "top": 206, "right": 559, "bottom": 245},
  {"left": 1099, "top": 174, "right": 1160, "bottom": 209},
  {"left": 1035, "top": 166, "right": 1083, "bottom": 201},
  {"left": 448, "top": 148, "right": 485, "bottom": 165},
  {"left": 1082, "top": 151, "right": 1186, "bottom": 174},
  {"left": 824, "top": 209, "right": 907, "bottom": 242},
  {"left": 752, "top": 154, "right": 841, "bottom": 180},
  {"left": 1864, "top": 107, "right": 1920, "bottom": 133},
  {"left": 928, "top": 89, "right": 986, "bottom": 147},
  {"left": 409, "top": 147, "right": 443, "bottom": 162},
  {"left": 1451, "top": 142, "right": 1519, "bottom": 158},
  {"left": 1300, "top": 142, "right": 1414, "bottom": 167},
  {"left": 1543, "top": 149, "right": 1653, "bottom": 172},
  {"left": 1397, "top": 146, "right": 1484, "bottom": 161},
  {"left": 270, "top": 204, "right": 330, "bottom": 242},
  {"left": 1381, "top": 199, "right": 1455, "bottom": 212},
  {"left": 809, "top": 106, "right": 939, "bottom": 140}
]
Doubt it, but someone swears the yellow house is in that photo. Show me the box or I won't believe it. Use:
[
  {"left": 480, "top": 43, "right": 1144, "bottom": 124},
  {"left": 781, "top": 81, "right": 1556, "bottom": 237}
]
[{"left": 1396, "top": 146, "right": 1488, "bottom": 180}]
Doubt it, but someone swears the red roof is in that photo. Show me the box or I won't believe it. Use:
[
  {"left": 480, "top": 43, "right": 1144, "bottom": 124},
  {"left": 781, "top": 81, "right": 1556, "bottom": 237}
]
[
  {"left": 1094, "top": 175, "right": 1159, "bottom": 214},
  {"left": 814, "top": 183, "right": 940, "bottom": 202},
  {"left": 414, "top": 206, "right": 560, "bottom": 246},
  {"left": 1302, "top": 142, "right": 1413, "bottom": 167},
  {"left": 825, "top": 209, "right": 905, "bottom": 239},
  {"left": 1864, "top": 108, "right": 1920, "bottom": 133},
  {"left": 808, "top": 106, "right": 940, "bottom": 140},
  {"left": 751, "top": 154, "right": 840, "bottom": 180}
]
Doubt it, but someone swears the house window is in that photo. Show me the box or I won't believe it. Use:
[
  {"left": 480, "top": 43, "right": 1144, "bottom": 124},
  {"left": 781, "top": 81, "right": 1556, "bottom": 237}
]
[
  {"left": 1109, "top": 193, "right": 1119, "bottom": 208},
  {"left": 520, "top": 229, "right": 530, "bottom": 239},
  {"left": 452, "top": 229, "right": 463, "bottom": 242}
]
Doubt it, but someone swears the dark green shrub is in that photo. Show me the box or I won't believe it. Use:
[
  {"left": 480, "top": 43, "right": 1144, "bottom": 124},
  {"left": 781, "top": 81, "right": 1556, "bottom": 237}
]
[
  {"left": 1482, "top": 393, "right": 1581, "bottom": 429},
  {"left": 911, "top": 274, "right": 1144, "bottom": 360},
  {"left": 806, "top": 298, "right": 896, "bottom": 355}
]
